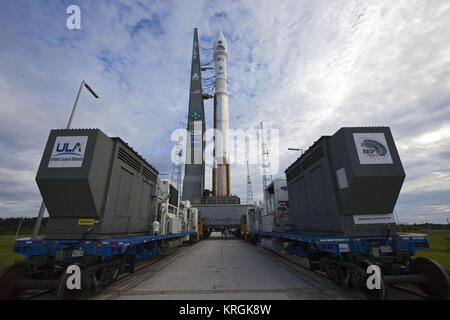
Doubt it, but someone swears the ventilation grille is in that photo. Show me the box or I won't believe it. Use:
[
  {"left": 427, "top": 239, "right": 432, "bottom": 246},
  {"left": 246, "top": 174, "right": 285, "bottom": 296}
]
[
  {"left": 286, "top": 164, "right": 302, "bottom": 182},
  {"left": 286, "top": 145, "right": 325, "bottom": 181},
  {"left": 118, "top": 148, "right": 142, "bottom": 172},
  {"left": 301, "top": 145, "right": 324, "bottom": 171},
  {"left": 142, "top": 166, "right": 157, "bottom": 183}
]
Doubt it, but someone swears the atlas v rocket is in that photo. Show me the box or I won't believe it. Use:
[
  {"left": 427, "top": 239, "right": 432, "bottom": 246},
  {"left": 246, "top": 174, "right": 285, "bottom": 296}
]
[
  {"left": 212, "top": 31, "right": 231, "bottom": 197},
  {"left": 182, "top": 29, "right": 231, "bottom": 202}
]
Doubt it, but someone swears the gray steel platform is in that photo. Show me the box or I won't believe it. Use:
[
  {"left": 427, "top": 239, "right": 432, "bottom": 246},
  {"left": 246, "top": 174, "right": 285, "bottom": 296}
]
[
  {"left": 94, "top": 239, "right": 362, "bottom": 300},
  {"left": 197, "top": 204, "right": 252, "bottom": 230}
]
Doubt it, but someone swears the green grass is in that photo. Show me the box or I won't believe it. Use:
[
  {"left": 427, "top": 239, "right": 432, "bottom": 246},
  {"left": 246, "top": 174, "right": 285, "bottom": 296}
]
[
  {"left": 0, "top": 227, "right": 45, "bottom": 270},
  {"left": 412, "top": 230, "right": 450, "bottom": 270},
  {"left": 0, "top": 236, "right": 26, "bottom": 270}
]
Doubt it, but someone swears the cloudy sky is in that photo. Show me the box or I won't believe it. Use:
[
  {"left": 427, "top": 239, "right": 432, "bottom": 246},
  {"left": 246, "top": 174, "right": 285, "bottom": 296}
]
[{"left": 0, "top": 0, "right": 449, "bottom": 224}]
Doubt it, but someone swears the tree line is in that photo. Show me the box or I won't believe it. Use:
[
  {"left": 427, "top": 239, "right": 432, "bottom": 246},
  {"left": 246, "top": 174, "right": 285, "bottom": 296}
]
[{"left": 0, "top": 217, "right": 48, "bottom": 235}]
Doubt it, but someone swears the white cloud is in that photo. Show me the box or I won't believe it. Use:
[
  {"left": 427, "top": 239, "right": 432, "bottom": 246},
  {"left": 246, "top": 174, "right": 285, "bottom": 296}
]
[{"left": 0, "top": 1, "right": 449, "bottom": 223}]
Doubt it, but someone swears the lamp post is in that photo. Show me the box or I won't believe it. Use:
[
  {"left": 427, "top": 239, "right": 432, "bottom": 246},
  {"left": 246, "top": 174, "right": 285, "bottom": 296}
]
[
  {"left": 393, "top": 210, "right": 401, "bottom": 231},
  {"left": 31, "top": 80, "right": 99, "bottom": 239}
]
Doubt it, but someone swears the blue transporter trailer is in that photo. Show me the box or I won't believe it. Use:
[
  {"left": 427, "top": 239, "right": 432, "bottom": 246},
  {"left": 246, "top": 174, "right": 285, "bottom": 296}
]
[
  {"left": 247, "top": 127, "right": 449, "bottom": 299},
  {"left": 248, "top": 230, "right": 449, "bottom": 300},
  {"left": 1, "top": 232, "right": 196, "bottom": 300},
  {"left": 0, "top": 128, "right": 198, "bottom": 300}
]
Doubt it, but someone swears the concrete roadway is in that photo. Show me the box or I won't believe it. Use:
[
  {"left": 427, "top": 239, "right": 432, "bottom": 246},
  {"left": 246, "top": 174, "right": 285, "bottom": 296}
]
[{"left": 94, "top": 237, "right": 366, "bottom": 300}]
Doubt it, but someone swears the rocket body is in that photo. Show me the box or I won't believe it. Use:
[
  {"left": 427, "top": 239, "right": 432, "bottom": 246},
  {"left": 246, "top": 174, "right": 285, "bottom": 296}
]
[{"left": 213, "top": 31, "right": 230, "bottom": 196}]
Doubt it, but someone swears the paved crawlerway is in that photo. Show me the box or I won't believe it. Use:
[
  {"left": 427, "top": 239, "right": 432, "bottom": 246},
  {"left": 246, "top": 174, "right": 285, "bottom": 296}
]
[
  {"left": 94, "top": 239, "right": 365, "bottom": 300},
  {"left": 25, "top": 238, "right": 424, "bottom": 300}
]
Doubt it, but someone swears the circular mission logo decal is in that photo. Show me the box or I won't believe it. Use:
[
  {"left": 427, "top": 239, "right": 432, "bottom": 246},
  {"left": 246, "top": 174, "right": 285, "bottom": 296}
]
[
  {"left": 353, "top": 133, "right": 393, "bottom": 164},
  {"left": 360, "top": 139, "right": 388, "bottom": 157},
  {"left": 190, "top": 111, "right": 202, "bottom": 120}
]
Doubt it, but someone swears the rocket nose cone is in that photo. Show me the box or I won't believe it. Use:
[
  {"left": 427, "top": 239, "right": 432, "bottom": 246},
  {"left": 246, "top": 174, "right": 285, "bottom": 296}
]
[
  {"left": 217, "top": 31, "right": 225, "bottom": 40},
  {"left": 215, "top": 31, "right": 227, "bottom": 52}
]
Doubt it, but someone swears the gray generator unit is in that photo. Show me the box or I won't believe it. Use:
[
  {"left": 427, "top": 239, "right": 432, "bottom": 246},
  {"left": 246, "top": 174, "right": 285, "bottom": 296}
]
[
  {"left": 285, "top": 127, "right": 405, "bottom": 237},
  {"left": 35, "top": 129, "right": 159, "bottom": 239}
]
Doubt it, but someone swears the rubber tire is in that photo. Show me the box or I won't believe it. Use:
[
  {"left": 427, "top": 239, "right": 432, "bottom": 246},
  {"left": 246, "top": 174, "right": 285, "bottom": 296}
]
[
  {"left": 411, "top": 257, "right": 450, "bottom": 300},
  {"left": 0, "top": 260, "right": 32, "bottom": 300}
]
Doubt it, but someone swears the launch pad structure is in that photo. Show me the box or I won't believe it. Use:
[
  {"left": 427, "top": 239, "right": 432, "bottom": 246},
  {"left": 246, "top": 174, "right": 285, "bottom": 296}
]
[
  {"left": 182, "top": 28, "right": 253, "bottom": 236},
  {"left": 181, "top": 28, "right": 206, "bottom": 205}
]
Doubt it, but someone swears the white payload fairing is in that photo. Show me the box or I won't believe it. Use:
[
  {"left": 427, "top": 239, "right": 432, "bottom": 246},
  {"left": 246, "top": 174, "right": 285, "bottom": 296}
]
[{"left": 212, "top": 31, "right": 230, "bottom": 196}]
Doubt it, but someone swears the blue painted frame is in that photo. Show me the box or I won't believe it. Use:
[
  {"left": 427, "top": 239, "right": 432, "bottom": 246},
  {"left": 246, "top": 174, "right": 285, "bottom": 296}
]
[
  {"left": 13, "top": 232, "right": 197, "bottom": 262},
  {"left": 248, "top": 231, "right": 429, "bottom": 258}
]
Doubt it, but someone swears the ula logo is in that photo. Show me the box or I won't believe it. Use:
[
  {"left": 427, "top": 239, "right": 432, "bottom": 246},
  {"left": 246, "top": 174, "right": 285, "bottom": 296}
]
[
  {"left": 361, "top": 139, "right": 387, "bottom": 157},
  {"left": 49, "top": 136, "right": 88, "bottom": 168},
  {"left": 55, "top": 142, "right": 83, "bottom": 156}
]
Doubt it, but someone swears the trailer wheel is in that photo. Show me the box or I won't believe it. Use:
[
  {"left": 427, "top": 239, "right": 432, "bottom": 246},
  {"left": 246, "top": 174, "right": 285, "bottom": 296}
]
[
  {"left": 359, "top": 260, "right": 387, "bottom": 300},
  {"left": 411, "top": 257, "right": 449, "bottom": 300},
  {"left": 0, "top": 260, "right": 32, "bottom": 300}
]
